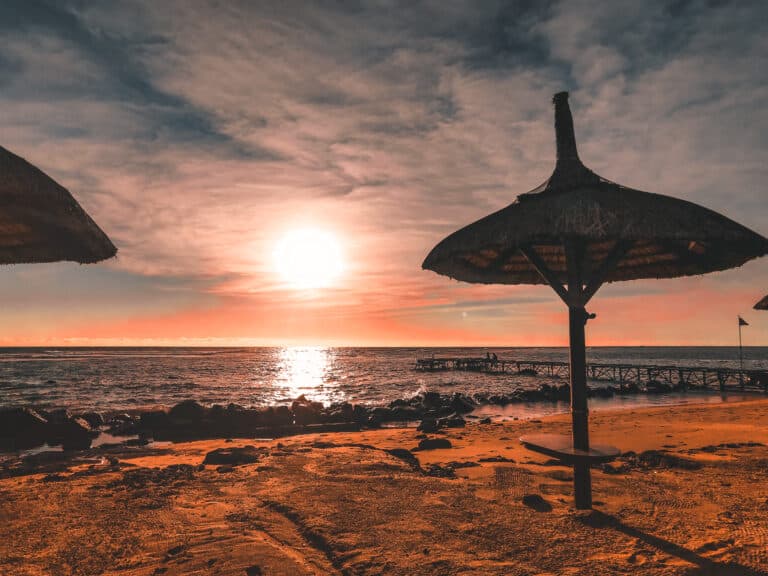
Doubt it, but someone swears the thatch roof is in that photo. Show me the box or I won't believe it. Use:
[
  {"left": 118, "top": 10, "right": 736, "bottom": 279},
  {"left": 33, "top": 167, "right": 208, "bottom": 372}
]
[
  {"left": 423, "top": 93, "right": 768, "bottom": 287},
  {"left": 0, "top": 145, "right": 117, "bottom": 264},
  {"left": 755, "top": 295, "right": 768, "bottom": 310}
]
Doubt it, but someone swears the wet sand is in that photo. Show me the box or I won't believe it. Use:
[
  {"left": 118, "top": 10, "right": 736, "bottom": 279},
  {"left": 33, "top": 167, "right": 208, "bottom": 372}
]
[{"left": 2, "top": 399, "right": 768, "bottom": 575}]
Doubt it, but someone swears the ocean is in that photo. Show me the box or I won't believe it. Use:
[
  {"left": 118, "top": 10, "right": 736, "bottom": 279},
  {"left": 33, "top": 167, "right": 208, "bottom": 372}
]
[{"left": 0, "top": 347, "right": 765, "bottom": 416}]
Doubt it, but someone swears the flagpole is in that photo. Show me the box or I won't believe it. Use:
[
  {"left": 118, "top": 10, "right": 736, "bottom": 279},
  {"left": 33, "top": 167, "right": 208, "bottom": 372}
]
[{"left": 738, "top": 317, "right": 744, "bottom": 388}]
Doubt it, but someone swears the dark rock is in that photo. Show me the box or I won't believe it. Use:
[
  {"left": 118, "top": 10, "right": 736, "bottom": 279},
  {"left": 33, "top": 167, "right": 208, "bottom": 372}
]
[
  {"left": 139, "top": 410, "right": 169, "bottom": 431},
  {"left": 424, "top": 464, "right": 456, "bottom": 478},
  {"left": 125, "top": 437, "right": 150, "bottom": 446},
  {"left": 478, "top": 455, "right": 514, "bottom": 463},
  {"left": 60, "top": 417, "right": 96, "bottom": 451},
  {"left": 203, "top": 446, "right": 261, "bottom": 466},
  {"left": 450, "top": 393, "right": 475, "bottom": 414},
  {"left": 386, "top": 448, "right": 421, "bottom": 471},
  {"left": 325, "top": 402, "right": 354, "bottom": 422},
  {"left": 291, "top": 396, "right": 324, "bottom": 425},
  {"left": 618, "top": 382, "right": 640, "bottom": 394},
  {"left": 601, "top": 462, "right": 629, "bottom": 475},
  {"left": 635, "top": 450, "right": 701, "bottom": 470},
  {"left": 0, "top": 407, "right": 49, "bottom": 450},
  {"left": 414, "top": 438, "right": 452, "bottom": 451},
  {"left": 389, "top": 406, "right": 424, "bottom": 421},
  {"left": 446, "top": 461, "right": 480, "bottom": 469},
  {"left": 438, "top": 416, "right": 466, "bottom": 428},
  {"left": 106, "top": 413, "right": 138, "bottom": 436},
  {"left": 245, "top": 566, "right": 263, "bottom": 576},
  {"left": 216, "top": 465, "right": 235, "bottom": 473},
  {"left": 169, "top": 400, "right": 206, "bottom": 421},
  {"left": 417, "top": 417, "right": 439, "bottom": 433},
  {"left": 79, "top": 412, "right": 104, "bottom": 429},
  {"left": 41, "top": 408, "right": 71, "bottom": 424},
  {"left": 422, "top": 391, "right": 441, "bottom": 408},
  {"left": 521, "top": 494, "right": 552, "bottom": 512},
  {"left": 645, "top": 380, "right": 672, "bottom": 393},
  {"left": 479, "top": 417, "right": 492, "bottom": 424},
  {"left": 592, "top": 386, "right": 614, "bottom": 398}
]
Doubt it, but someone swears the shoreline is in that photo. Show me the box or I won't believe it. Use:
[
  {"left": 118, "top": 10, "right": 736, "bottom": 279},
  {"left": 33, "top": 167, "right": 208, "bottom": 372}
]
[
  {"left": 2, "top": 385, "right": 767, "bottom": 455},
  {"left": 2, "top": 398, "right": 768, "bottom": 574}
]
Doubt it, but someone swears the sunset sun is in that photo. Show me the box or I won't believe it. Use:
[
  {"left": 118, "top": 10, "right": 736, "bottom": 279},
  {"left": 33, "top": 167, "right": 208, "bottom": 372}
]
[{"left": 273, "top": 229, "right": 344, "bottom": 290}]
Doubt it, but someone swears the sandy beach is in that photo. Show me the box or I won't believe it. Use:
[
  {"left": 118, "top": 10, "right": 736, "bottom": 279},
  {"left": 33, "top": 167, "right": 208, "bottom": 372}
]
[{"left": 1, "top": 398, "right": 767, "bottom": 575}]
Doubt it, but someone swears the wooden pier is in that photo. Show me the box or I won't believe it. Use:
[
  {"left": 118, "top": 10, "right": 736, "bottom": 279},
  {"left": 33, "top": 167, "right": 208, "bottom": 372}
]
[{"left": 414, "top": 356, "right": 768, "bottom": 393}]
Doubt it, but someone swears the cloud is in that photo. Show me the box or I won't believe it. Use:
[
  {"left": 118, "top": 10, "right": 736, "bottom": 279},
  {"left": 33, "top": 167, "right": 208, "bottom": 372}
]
[{"left": 0, "top": 0, "right": 766, "bottom": 344}]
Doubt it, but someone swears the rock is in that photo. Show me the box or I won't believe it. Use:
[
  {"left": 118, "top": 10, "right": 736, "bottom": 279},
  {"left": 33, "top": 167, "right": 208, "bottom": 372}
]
[
  {"left": 478, "top": 455, "right": 514, "bottom": 463},
  {"left": 325, "top": 402, "right": 354, "bottom": 422},
  {"left": 291, "top": 396, "right": 324, "bottom": 425},
  {"left": 414, "top": 438, "right": 452, "bottom": 451},
  {"left": 0, "top": 407, "right": 49, "bottom": 450},
  {"left": 60, "top": 417, "right": 96, "bottom": 451},
  {"left": 645, "top": 380, "right": 672, "bottom": 393},
  {"left": 386, "top": 448, "right": 421, "bottom": 471},
  {"left": 479, "top": 417, "right": 492, "bottom": 424},
  {"left": 216, "top": 465, "right": 235, "bottom": 473},
  {"left": 139, "top": 410, "right": 169, "bottom": 431},
  {"left": 424, "top": 464, "right": 456, "bottom": 479},
  {"left": 446, "top": 461, "right": 480, "bottom": 469},
  {"left": 106, "top": 413, "right": 139, "bottom": 436},
  {"left": 600, "top": 462, "right": 629, "bottom": 474},
  {"left": 521, "top": 494, "right": 552, "bottom": 512},
  {"left": 388, "top": 406, "right": 424, "bottom": 421},
  {"left": 245, "top": 566, "right": 263, "bottom": 576},
  {"left": 40, "top": 408, "right": 71, "bottom": 424},
  {"left": 449, "top": 393, "right": 475, "bottom": 414},
  {"left": 438, "top": 416, "right": 466, "bottom": 428},
  {"left": 416, "top": 417, "right": 439, "bottom": 433},
  {"left": 169, "top": 400, "right": 206, "bottom": 421},
  {"left": 79, "top": 412, "right": 104, "bottom": 429},
  {"left": 203, "top": 446, "right": 262, "bottom": 466},
  {"left": 635, "top": 450, "right": 701, "bottom": 470},
  {"left": 592, "top": 387, "right": 614, "bottom": 398},
  {"left": 352, "top": 405, "right": 370, "bottom": 424},
  {"left": 422, "top": 391, "right": 441, "bottom": 408}
]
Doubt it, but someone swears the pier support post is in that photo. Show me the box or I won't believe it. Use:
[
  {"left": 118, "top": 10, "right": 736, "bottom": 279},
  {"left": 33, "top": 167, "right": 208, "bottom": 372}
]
[{"left": 569, "top": 306, "right": 591, "bottom": 509}]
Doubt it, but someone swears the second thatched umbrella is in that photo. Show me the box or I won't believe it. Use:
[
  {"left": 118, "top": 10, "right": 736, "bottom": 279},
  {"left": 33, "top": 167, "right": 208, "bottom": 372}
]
[
  {"left": 423, "top": 92, "right": 768, "bottom": 509},
  {"left": 0, "top": 145, "right": 116, "bottom": 264},
  {"left": 755, "top": 295, "right": 768, "bottom": 310}
]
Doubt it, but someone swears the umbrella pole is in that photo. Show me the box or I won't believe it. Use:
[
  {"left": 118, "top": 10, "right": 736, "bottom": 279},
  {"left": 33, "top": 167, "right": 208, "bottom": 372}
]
[{"left": 569, "top": 305, "right": 592, "bottom": 509}]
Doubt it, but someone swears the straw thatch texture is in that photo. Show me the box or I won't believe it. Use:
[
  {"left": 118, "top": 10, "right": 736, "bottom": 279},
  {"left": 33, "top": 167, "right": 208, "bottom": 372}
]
[
  {"left": 0, "top": 145, "right": 117, "bottom": 264},
  {"left": 755, "top": 295, "right": 768, "bottom": 310},
  {"left": 423, "top": 93, "right": 768, "bottom": 286}
]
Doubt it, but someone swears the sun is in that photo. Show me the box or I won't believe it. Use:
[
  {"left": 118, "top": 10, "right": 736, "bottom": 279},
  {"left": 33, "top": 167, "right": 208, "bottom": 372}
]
[{"left": 273, "top": 229, "right": 344, "bottom": 290}]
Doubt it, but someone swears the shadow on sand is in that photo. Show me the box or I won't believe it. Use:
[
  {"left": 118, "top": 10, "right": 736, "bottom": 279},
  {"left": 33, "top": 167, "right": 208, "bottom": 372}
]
[{"left": 579, "top": 510, "right": 767, "bottom": 576}]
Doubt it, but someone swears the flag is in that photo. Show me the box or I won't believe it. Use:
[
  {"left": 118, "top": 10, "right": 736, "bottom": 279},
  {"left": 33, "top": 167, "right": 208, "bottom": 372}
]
[{"left": 739, "top": 316, "right": 749, "bottom": 326}]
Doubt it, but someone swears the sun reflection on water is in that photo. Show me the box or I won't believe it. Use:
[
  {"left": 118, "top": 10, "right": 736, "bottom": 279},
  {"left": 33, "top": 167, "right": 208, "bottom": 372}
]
[{"left": 275, "top": 346, "right": 339, "bottom": 404}]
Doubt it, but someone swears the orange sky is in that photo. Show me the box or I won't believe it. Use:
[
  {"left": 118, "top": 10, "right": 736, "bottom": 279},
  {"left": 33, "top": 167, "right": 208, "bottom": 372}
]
[{"left": 0, "top": 1, "right": 766, "bottom": 347}]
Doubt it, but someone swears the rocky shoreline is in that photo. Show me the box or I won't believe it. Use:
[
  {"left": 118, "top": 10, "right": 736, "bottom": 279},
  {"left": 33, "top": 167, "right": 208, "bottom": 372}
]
[{"left": 0, "top": 379, "right": 718, "bottom": 453}]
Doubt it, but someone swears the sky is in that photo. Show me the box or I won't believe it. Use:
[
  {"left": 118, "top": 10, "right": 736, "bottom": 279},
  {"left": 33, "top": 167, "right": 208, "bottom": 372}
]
[{"left": 0, "top": 0, "right": 766, "bottom": 347}]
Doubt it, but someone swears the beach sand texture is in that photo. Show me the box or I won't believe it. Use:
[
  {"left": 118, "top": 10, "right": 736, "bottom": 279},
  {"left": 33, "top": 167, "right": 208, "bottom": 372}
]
[{"left": 2, "top": 400, "right": 768, "bottom": 575}]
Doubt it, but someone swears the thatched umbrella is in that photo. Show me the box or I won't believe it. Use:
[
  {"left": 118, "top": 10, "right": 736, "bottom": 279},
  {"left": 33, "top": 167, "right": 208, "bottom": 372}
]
[
  {"left": 0, "top": 145, "right": 116, "bottom": 263},
  {"left": 755, "top": 295, "right": 768, "bottom": 310},
  {"left": 423, "top": 92, "right": 768, "bottom": 509}
]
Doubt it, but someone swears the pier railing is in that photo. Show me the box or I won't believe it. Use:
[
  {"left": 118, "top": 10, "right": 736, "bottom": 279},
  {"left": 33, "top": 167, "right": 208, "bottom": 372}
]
[{"left": 414, "top": 357, "right": 768, "bottom": 393}]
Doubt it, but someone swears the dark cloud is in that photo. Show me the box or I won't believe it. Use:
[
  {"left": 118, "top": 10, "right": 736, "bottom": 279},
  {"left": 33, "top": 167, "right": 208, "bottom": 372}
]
[{"left": 0, "top": 0, "right": 276, "bottom": 160}]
